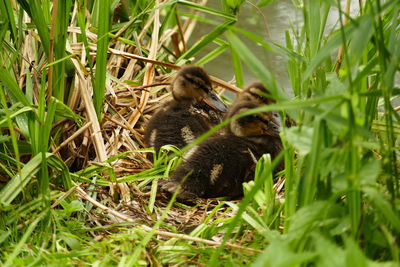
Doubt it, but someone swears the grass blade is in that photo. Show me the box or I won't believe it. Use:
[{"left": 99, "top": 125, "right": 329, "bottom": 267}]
[
  {"left": 225, "top": 30, "right": 287, "bottom": 100},
  {"left": 93, "top": 0, "right": 111, "bottom": 116}
]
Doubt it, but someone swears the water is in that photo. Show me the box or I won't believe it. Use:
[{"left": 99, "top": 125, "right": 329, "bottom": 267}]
[
  {"left": 191, "top": 0, "right": 300, "bottom": 93},
  {"left": 191, "top": 0, "right": 361, "bottom": 95},
  {"left": 190, "top": 1, "right": 400, "bottom": 110}
]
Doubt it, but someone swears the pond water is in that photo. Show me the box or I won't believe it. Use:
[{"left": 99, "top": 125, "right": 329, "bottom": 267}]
[{"left": 191, "top": 0, "right": 360, "bottom": 96}]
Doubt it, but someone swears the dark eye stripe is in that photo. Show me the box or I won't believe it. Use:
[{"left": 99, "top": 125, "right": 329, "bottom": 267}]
[
  {"left": 251, "top": 115, "right": 270, "bottom": 125},
  {"left": 185, "top": 76, "right": 210, "bottom": 92},
  {"left": 252, "top": 91, "right": 274, "bottom": 102},
  {"left": 258, "top": 117, "right": 270, "bottom": 125}
]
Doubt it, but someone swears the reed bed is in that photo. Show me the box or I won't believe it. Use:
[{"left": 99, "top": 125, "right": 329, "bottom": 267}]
[{"left": 0, "top": 0, "right": 399, "bottom": 266}]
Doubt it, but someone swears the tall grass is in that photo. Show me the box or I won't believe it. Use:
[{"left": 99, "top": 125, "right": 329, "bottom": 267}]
[{"left": 0, "top": 0, "right": 399, "bottom": 265}]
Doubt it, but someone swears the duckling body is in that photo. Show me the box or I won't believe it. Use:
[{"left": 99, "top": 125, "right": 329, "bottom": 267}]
[
  {"left": 162, "top": 100, "right": 283, "bottom": 200},
  {"left": 145, "top": 100, "right": 223, "bottom": 153},
  {"left": 144, "top": 66, "right": 227, "bottom": 153}
]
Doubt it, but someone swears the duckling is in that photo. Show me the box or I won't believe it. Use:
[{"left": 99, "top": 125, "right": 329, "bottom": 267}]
[
  {"left": 162, "top": 101, "right": 283, "bottom": 200},
  {"left": 236, "top": 81, "right": 275, "bottom": 105},
  {"left": 144, "top": 66, "right": 228, "bottom": 153},
  {"left": 227, "top": 81, "right": 294, "bottom": 128}
]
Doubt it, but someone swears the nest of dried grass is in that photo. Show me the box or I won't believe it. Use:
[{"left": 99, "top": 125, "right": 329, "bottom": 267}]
[{"left": 16, "top": 1, "right": 283, "bottom": 244}]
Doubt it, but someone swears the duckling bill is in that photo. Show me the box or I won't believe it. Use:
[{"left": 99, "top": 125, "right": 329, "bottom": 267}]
[
  {"left": 162, "top": 102, "right": 283, "bottom": 200},
  {"left": 144, "top": 66, "right": 227, "bottom": 153}
]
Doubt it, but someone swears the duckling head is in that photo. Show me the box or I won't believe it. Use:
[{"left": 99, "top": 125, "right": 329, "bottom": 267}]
[
  {"left": 238, "top": 82, "right": 275, "bottom": 106},
  {"left": 171, "top": 66, "right": 227, "bottom": 112},
  {"left": 230, "top": 104, "right": 281, "bottom": 138}
]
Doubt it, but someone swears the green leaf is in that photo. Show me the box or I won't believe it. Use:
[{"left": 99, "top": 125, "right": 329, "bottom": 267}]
[
  {"left": 303, "top": 23, "right": 355, "bottom": 81},
  {"left": 348, "top": 15, "right": 374, "bottom": 65},
  {"left": 312, "top": 233, "right": 346, "bottom": 267},
  {"left": 27, "top": 0, "right": 50, "bottom": 55},
  {"left": 0, "top": 67, "right": 30, "bottom": 106},
  {"left": 3, "top": 214, "right": 44, "bottom": 267},
  {"left": 178, "top": 0, "right": 236, "bottom": 20},
  {"left": 225, "top": 30, "right": 287, "bottom": 100},
  {"left": 93, "top": 0, "right": 111, "bottom": 116},
  {"left": 252, "top": 238, "right": 317, "bottom": 267},
  {"left": 179, "top": 20, "right": 235, "bottom": 62},
  {"left": 60, "top": 200, "right": 85, "bottom": 217},
  {"left": 363, "top": 188, "right": 400, "bottom": 234},
  {"left": 257, "top": 0, "right": 276, "bottom": 7},
  {"left": 345, "top": 238, "right": 368, "bottom": 267},
  {"left": 0, "top": 0, "right": 17, "bottom": 42},
  {"left": 284, "top": 126, "right": 314, "bottom": 156},
  {"left": 230, "top": 44, "right": 244, "bottom": 87},
  {"left": 60, "top": 233, "right": 82, "bottom": 250},
  {"left": 196, "top": 41, "right": 229, "bottom": 66}
]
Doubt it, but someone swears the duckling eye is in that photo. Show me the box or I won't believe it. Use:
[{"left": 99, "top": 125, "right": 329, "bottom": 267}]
[
  {"left": 251, "top": 115, "right": 272, "bottom": 127},
  {"left": 209, "top": 93, "right": 219, "bottom": 101},
  {"left": 186, "top": 76, "right": 209, "bottom": 92},
  {"left": 250, "top": 115, "right": 268, "bottom": 124},
  {"left": 250, "top": 115, "right": 260, "bottom": 120},
  {"left": 255, "top": 94, "right": 266, "bottom": 101}
]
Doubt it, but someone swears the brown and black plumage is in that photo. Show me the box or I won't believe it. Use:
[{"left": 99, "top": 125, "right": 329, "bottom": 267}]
[
  {"left": 162, "top": 99, "right": 283, "bottom": 200},
  {"left": 235, "top": 81, "right": 275, "bottom": 105},
  {"left": 225, "top": 81, "right": 276, "bottom": 119},
  {"left": 228, "top": 81, "right": 294, "bottom": 128},
  {"left": 144, "top": 66, "right": 227, "bottom": 153}
]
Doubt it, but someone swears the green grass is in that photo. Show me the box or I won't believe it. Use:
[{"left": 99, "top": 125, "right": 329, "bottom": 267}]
[{"left": 0, "top": 0, "right": 399, "bottom": 266}]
